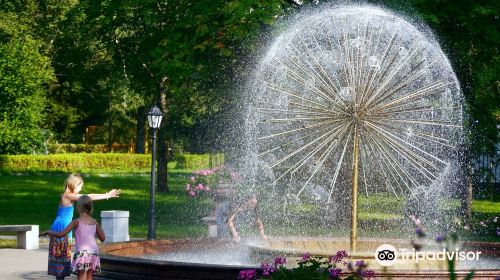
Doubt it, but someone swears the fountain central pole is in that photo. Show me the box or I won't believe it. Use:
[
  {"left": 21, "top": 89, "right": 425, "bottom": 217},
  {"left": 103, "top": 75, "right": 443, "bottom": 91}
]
[{"left": 351, "top": 123, "right": 360, "bottom": 253}]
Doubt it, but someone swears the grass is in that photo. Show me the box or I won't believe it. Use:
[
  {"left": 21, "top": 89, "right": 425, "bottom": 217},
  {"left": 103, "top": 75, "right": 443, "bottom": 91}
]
[
  {"left": 0, "top": 171, "right": 498, "bottom": 242},
  {"left": 0, "top": 170, "right": 212, "bottom": 239}
]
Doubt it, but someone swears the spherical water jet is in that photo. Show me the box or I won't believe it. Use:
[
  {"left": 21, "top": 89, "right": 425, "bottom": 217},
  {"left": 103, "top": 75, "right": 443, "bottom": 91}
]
[{"left": 246, "top": 4, "right": 463, "bottom": 252}]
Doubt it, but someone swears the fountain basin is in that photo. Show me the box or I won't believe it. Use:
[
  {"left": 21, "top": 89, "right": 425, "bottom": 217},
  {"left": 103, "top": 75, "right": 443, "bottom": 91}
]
[
  {"left": 97, "top": 238, "right": 253, "bottom": 280},
  {"left": 97, "top": 238, "right": 500, "bottom": 279}
]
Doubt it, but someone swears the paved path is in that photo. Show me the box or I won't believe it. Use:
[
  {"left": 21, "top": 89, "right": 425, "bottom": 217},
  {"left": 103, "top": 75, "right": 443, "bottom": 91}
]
[{"left": 0, "top": 237, "right": 76, "bottom": 280}]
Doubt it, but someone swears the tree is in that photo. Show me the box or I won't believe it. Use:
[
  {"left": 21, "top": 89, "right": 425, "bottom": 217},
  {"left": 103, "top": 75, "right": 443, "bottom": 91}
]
[
  {"left": 52, "top": 0, "right": 294, "bottom": 191},
  {"left": 0, "top": 12, "right": 54, "bottom": 154}
]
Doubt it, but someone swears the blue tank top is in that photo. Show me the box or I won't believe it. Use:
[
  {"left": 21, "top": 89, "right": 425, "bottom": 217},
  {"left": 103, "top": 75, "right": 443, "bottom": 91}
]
[{"left": 51, "top": 205, "right": 74, "bottom": 238}]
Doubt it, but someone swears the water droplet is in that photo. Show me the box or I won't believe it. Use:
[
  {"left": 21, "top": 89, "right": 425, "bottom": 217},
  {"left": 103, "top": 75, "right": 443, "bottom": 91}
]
[
  {"left": 399, "top": 47, "right": 408, "bottom": 57},
  {"left": 406, "top": 127, "right": 413, "bottom": 138},
  {"left": 278, "top": 66, "right": 287, "bottom": 80},
  {"left": 368, "top": 56, "right": 380, "bottom": 69},
  {"left": 259, "top": 82, "right": 267, "bottom": 93},
  {"left": 444, "top": 88, "right": 451, "bottom": 97},
  {"left": 339, "top": 87, "right": 352, "bottom": 101},
  {"left": 305, "top": 77, "right": 315, "bottom": 90},
  {"left": 351, "top": 37, "right": 364, "bottom": 49}
]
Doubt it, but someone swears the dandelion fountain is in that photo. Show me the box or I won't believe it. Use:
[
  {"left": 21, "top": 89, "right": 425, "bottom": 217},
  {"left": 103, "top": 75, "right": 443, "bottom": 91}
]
[
  {"left": 97, "top": 5, "right": 499, "bottom": 279},
  {"left": 246, "top": 4, "right": 463, "bottom": 253}
]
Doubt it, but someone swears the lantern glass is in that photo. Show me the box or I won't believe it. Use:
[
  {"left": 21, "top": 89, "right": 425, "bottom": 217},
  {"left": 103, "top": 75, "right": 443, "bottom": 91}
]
[{"left": 146, "top": 105, "right": 163, "bottom": 129}]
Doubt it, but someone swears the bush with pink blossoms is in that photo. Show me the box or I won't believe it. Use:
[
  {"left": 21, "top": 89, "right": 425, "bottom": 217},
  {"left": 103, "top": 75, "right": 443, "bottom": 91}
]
[{"left": 185, "top": 165, "right": 242, "bottom": 198}]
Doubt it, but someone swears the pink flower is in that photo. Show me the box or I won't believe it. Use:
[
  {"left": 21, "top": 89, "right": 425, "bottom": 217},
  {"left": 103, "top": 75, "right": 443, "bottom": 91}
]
[
  {"left": 195, "top": 184, "right": 204, "bottom": 190},
  {"left": 414, "top": 218, "right": 421, "bottom": 225},
  {"left": 189, "top": 191, "right": 196, "bottom": 197},
  {"left": 273, "top": 256, "right": 287, "bottom": 266},
  {"left": 190, "top": 176, "right": 195, "bottom": 182},
  {"left": 302, "top": 253, "right": 311, "bottom": 260},
  {"left": 329, "top": 250, "right": 348, "bottom": 263},
  {"left": 362, "top": 270, "right": 376, "bottom": 279},
  {"left": 329, "top": 268, "right": 341, "bottom": 278},
  {"left": 230, "top": 171, "right": 241, "bottom": 181},
  {"left": 185, "top": 184, "right": 191, "bottom": 191},
  {"left": 205, "top": 186, "right": 210, "bottom": 191},
  {"left": 238, "top": 269, "right": 256, "bottom": 280}
]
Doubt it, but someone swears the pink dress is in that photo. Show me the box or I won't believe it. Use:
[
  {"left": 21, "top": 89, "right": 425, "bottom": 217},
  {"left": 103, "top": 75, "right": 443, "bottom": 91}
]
[{"left": 72, "top": 220, "right": 101, "bottom": 272}]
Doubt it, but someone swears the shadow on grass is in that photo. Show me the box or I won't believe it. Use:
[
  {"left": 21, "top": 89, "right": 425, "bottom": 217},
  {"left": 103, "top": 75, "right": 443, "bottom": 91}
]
[{"left": 0, "top": 171, "right": 211, "bottom": 239}]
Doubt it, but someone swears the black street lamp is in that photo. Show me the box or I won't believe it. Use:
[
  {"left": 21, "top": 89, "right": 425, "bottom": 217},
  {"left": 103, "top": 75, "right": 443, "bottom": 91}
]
[{"left": 146, "top": 104, "right": 163, "bottom": 240}]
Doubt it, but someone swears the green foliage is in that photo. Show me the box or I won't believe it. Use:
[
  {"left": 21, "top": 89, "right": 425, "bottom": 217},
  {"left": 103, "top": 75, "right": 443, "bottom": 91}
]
[
  {"left": 41, "top": 0, "right": 294, "bottom": 150},
  {"left": 0, "top": 12, "right": 54, "bottom": 154},
  {"left": 47, "top": 143, "right": 132, "bottom": 154},
  {"left": 0, "top": 152, "right": 220, "bottom": 173},
  {"left": 174, "top": 153, "right": 224, "bottom": 169},
  {"left": 0, "top": 153, "right": 151, "bottom": 173}
]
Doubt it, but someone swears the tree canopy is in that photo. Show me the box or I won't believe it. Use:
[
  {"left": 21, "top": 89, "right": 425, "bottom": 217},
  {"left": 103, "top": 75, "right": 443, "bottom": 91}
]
[
  {"left": 0, "top": 11, "right": 54, "bottom": 154},
  {"left": 0, "top": 0, "right": 498, "bottom": 161}
]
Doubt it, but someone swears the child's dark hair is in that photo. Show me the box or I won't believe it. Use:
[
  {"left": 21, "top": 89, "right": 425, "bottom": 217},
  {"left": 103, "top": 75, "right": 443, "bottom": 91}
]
[{"left": 77, "top": 195, "right": 93, "bottom": 216}]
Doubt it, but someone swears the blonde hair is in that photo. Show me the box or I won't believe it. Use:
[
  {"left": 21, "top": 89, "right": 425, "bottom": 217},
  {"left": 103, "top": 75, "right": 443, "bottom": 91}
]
[
  {"left": 64, "top": 173, "right": 83, "bottom": 193},
  {"left": 77, "top": 195, "right": 93, "bottom": 216}
]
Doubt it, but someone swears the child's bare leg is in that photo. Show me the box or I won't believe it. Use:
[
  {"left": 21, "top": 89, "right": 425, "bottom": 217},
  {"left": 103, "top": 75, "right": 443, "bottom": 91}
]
[
  {"left": 77, "top": 270, "right": 87, "bottom": 280},
  {"left": 87, "top": 269, "right": 94, "bottom": 280}
]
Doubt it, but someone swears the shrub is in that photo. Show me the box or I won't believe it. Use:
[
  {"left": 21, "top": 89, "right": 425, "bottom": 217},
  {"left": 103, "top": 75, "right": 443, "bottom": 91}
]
[
  {"left": 0, "top": 152, "right": 225, "bottom": 173},
  {"left": 185, "top": 165, "right": 241, "bottom": 198},
  {"left": 0, "top": 153, "right": 150, "bottom": 173},
  {"left": 47, "top": 143, "right": 131, "bottom": 153},
  {"left": 174, "top": 153, "right": 224, "bottom": 169}
]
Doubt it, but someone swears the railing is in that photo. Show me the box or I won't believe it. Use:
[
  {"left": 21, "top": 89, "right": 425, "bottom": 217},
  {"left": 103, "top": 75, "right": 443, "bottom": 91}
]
[{"left": 474, "top": 143, "right": 500, "bottom": 195}]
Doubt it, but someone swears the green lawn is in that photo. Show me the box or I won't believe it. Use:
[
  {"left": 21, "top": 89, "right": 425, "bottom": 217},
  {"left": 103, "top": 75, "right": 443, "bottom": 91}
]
[
  {"left": 0, "top": 170, "right": 212, "bottom": 239},
  {"left": 0, "top": 171, "right": 498, "bottom": 242}
]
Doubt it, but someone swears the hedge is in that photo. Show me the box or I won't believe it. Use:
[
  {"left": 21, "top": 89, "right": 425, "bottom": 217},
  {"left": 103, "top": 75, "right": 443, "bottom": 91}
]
[
  {"left": 174, "top": 153, "right": 224, "bottom": 169},
  {"left": 0, "top": 153, "right": 224, "bottom": 173},
  {"left": 47, "top": 144, "right": 131, "bottom": 153}
]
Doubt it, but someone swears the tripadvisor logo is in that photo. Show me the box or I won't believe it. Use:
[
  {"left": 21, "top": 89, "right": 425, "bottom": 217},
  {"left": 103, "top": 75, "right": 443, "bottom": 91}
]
[
  {"left": 375, "top": 244, "right": 482, "bottom": 267},
  {"left": 375, "top": 244, "right": 398, "bottom": 267}
]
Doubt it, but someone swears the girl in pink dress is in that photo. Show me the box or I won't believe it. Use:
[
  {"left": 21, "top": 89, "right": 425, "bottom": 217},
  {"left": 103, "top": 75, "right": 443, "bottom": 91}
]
[{"left": 42, "top": 195, "right": 105, "bottom": 280}]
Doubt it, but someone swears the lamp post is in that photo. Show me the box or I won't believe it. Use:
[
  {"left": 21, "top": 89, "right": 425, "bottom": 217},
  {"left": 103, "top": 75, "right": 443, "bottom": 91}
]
[{"left": 146, "top": 105, "right": 163, "bottom": 240}]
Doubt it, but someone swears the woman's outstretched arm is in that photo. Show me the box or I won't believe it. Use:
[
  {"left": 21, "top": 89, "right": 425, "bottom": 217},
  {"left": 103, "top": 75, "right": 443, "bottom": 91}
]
[{"left": 65, "top": 189, "right": 121, "bottom": 202}]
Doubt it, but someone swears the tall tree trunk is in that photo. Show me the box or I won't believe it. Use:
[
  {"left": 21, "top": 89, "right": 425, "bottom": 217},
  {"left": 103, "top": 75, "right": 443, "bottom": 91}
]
[
  {"left": 157, "top": 77, "right": 169, "bottom": 193},
  {"left": 135, "top": 106, "right": 146, "bottom": 154}
]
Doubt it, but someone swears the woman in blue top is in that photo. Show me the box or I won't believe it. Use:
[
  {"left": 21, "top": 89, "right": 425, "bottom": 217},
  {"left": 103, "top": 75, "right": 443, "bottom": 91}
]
[{"left": 47, "top": 173, "right": 121, "bottom": 280}]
